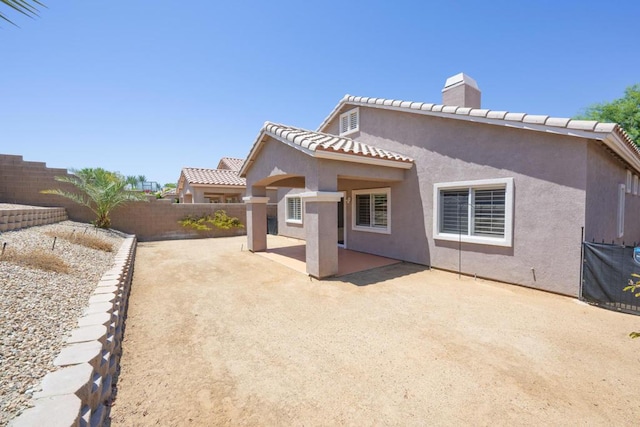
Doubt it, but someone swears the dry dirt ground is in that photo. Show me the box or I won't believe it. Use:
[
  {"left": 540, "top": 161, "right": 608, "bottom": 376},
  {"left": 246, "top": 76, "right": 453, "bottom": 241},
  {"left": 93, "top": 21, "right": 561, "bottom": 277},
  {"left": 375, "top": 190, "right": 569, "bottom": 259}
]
[{"left": 109, "top": 236, "right": 640, "bottom": 426}]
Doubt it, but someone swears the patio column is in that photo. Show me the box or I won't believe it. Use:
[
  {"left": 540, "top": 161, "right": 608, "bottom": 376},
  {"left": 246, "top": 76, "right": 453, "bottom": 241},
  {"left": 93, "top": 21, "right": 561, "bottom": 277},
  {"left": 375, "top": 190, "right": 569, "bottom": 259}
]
[
  {"left": 243, "top": 195, "right": 270, "bottom": 252},
  {"left": 300, "top": 191, "right": 342, "bottom": 279}
]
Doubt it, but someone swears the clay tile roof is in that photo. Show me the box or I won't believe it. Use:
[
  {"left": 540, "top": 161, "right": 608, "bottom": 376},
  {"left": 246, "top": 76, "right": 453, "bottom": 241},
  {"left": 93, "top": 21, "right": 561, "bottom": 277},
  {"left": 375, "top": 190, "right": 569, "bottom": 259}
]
[
  {"left": 263, "top": 122, "right": 414, "bottom": 164},
  {"left": 217, "top": 157, "right": 244, "bottom": 171},
  {"left": 316, "top": 94, "right": 640, "bottom": 165},
  {"left": 181, "top": 168, "right": 246, "bottom": 186}
]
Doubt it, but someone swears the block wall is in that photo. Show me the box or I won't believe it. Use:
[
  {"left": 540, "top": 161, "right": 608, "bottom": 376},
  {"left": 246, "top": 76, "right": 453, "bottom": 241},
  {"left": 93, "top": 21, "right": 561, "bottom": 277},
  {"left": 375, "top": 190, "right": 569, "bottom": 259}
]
[{"left": 0, "top": 154, "right": 277, "bottom": 241}]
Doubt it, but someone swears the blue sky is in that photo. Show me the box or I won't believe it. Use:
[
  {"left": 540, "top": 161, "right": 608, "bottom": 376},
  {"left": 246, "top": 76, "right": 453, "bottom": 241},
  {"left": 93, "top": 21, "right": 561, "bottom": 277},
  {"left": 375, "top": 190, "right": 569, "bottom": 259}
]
[{"left": 2, "top": 1, "right": 639, "bottom": 186}]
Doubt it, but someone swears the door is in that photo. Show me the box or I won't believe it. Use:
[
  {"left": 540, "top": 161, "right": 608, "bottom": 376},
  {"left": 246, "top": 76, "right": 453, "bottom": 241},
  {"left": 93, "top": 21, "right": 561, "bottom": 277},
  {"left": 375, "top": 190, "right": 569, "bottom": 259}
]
[{"left": 337, "top": 195, "right": 345, "bottom": 247}]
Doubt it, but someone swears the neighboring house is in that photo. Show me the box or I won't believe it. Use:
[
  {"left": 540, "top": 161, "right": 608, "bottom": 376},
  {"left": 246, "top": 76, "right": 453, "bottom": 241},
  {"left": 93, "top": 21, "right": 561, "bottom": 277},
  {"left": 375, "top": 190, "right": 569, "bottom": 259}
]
[
  {"left": 177, "top": 157, "right": 246, "bottom": 203},
  {"left": 240, "top": 73, "right": 640, "bottom": 296}
]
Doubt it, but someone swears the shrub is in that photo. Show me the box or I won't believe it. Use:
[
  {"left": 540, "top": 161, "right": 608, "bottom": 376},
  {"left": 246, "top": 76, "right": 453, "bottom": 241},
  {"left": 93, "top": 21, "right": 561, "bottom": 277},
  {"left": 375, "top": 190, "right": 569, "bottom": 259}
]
[
  {"left": 45, "top": 230, "right": 113, "bottom": 252},
  {"left": 1, "top": 247, "right": 69, "bottom": 274},
  {"left": 178, "top": 210, "right": 244, "bottom": 231}
]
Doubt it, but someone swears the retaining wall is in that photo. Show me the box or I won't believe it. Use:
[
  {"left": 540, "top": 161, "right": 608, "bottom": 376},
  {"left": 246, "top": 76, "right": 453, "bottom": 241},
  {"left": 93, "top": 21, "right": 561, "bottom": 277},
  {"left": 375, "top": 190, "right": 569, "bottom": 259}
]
[
  {"left": 10, "top": 235, "right": 137, "bottom": 427},
  {"left": 0, "top": 207, "right": 68, "bottom": 232}
]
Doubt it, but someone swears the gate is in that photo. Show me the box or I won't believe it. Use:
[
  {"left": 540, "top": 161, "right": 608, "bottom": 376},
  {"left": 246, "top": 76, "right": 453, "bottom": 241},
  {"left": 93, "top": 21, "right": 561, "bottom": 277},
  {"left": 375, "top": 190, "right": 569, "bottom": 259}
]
[{"left": 581, "top": 242, "right": 640, "bottom": 315}]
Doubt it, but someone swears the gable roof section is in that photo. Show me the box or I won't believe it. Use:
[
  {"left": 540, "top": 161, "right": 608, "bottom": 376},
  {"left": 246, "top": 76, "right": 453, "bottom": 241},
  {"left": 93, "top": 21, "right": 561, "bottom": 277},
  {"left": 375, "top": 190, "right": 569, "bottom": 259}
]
[
  {"left": 318, "top": 95, "right": 640, "bottom": 172},
  {"left": 181, "top": 167, "right": 246, "bottom": 186},
  {"left": 239, "top": 122, "right": 413, "bottom": 177},
  {"left": 217, "top": 157, "right": 244, "bottom": 171}
]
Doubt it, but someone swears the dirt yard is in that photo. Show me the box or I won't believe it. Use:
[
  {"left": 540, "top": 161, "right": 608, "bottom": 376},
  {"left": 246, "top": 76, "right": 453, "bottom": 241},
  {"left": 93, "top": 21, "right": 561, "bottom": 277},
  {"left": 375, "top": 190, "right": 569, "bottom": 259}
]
[{"left": 109, "top": 236, "right": 640, "bottom": 426}]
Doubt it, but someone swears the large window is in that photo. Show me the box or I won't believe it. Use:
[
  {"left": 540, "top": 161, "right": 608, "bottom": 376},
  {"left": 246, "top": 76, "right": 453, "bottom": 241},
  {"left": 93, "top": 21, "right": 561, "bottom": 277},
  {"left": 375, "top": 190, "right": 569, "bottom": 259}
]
[
  {"left": 339, "top": 107, "right": 359, "bottom": 136},
  {"left": 286, "top": 196, "right": 302, "bottom": 224},
  {"left": 433, "top": 178, "right": 513, "bottom": 247},
  {"left": 352, "top": 188, "right": 390, "bottom": 234}
]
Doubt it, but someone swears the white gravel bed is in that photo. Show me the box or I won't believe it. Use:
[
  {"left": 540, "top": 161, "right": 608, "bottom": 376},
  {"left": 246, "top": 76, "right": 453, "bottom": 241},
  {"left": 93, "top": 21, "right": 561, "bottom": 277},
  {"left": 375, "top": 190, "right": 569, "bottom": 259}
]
[
  {"left": 0, "top": 204, "right": 54, "bottom": 210},
  {"left": 0, "top": 221, "right": 124, "bottom": 426}
]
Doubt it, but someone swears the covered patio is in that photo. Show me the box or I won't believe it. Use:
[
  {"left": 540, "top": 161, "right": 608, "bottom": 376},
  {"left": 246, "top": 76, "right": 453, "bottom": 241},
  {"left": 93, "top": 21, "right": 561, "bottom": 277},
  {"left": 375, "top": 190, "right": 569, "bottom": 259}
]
[
  {"left": 240, "top": 122, "right": 414, "bottom": 279},
  {"left": 257, "top": 235, "right": 402, "bottom": 277}
]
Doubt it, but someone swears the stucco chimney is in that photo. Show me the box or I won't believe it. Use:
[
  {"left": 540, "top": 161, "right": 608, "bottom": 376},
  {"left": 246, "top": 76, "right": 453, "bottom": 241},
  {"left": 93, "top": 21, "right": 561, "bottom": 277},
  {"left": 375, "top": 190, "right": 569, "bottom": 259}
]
[{"left": 442, "top": 73, "right": 481, "bottom": 108}]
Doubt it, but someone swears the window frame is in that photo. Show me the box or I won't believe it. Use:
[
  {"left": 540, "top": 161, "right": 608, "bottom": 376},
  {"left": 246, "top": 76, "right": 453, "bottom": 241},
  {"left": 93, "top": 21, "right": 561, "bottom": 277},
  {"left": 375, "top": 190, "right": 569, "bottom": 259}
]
[
  {"left": 285, "top": 195, "right": 303, "bottom": 224},
  {"left": 339, "top": 107, "right": 360, "bottom": 136},
  {"left": 351, "top": 187, "right": 391, "bottom": 234},
  {"left": 433, "top": 178, "right": 514, "bottom": 247}
]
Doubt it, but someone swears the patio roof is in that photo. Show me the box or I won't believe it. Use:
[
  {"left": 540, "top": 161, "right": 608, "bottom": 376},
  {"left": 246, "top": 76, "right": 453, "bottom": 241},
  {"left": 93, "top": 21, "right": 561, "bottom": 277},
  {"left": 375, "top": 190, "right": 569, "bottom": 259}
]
[
  {"left": 181, "top": 167, "right": 246, "bottom": 186},
  {"left": 239, "top": 122, "right": 414, "bottom": 177}
]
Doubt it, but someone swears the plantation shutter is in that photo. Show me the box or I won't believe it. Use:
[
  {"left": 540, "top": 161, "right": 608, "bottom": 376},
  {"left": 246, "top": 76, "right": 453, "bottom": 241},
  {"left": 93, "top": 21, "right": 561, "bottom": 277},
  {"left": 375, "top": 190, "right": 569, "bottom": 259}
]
[
  {"left": 472, "top": 189, "right": 505, "bottom": 236},
  {"left": 349, "top": 110, "right": 358, "bottom": 132},
  {"left": 372, "top": 194, "right": 387, "bottom": 227},
  {"left": 441, "top": 190, "right": 469, "bottom": 234},
  {"left": 355, "top": 194, "right": 371, "bottom": 226},
  {"left": 341, "top": 115, "right": 349, "bottom": 134},
  {"left": 287, "top": 197, "right": 301, "bottom": 221}
]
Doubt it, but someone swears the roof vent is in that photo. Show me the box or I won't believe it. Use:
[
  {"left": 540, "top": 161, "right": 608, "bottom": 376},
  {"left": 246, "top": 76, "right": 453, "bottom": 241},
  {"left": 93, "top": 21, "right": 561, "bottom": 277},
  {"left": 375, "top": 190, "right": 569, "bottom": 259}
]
[{"left": 442, "top": 72, "right": 481, "bottom": 108}]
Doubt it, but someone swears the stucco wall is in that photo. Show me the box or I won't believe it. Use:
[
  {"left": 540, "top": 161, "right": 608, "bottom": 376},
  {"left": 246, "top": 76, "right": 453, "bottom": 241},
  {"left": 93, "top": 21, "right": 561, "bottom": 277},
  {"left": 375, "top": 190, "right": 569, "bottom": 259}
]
[
  {"left": 324, "top": 107, "right": 590, "bottom": 296},
  {"left": 585, "top": 142, "right": 640, "bottom": 244}
]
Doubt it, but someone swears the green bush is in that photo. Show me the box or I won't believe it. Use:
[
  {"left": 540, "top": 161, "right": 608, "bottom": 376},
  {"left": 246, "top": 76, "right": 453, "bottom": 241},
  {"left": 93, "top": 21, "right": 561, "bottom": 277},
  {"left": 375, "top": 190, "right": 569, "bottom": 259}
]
[{"left": 178, "top": 210, "right": 244, "bottom": 231}]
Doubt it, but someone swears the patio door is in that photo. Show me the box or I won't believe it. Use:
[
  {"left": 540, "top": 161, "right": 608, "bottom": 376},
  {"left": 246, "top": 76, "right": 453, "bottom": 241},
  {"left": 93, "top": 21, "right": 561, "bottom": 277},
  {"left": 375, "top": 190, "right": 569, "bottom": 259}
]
[{"left": 338, "top": 193, "right": 346, "bottom": 247}]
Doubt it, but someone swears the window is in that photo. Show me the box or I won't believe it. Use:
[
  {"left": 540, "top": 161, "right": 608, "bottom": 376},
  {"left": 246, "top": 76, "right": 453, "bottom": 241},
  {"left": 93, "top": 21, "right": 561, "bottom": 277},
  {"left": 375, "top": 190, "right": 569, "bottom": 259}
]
[
  {"left": 339, "top": 108, "right": 359, "bottom": 136},
  {"left": 633, "top": 175, "right": 639, "bottom": 196},
  {"left": 352, "top": 188, "right": 390, "bottom": 234},
  {"left": 286, "top": 196, "right": 302, "bottom": 224},
  {"left": 626, "top": 171, "right": 632, "bottom": 193},
  {"left": 433, "top": 178, "right": 514, "bottom": 247},
  {"left": 618, "top": 184, "right": 625, "bottom": 238}
]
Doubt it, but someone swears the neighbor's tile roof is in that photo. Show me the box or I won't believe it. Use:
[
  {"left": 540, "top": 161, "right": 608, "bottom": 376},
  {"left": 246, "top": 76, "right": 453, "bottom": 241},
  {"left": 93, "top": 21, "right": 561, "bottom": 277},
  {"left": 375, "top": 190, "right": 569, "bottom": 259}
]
[
  {"left": 217, "top": 157, "right": 244, "bottom": 171},
  {"left": 317, "top": 95, "right": 640, "bottom": 160},
  {"left": 181, "top": 167, "right": 246, "bottom": 186},
  {"left": 263, "top": 122, "right": 413, "bottom": 163}
]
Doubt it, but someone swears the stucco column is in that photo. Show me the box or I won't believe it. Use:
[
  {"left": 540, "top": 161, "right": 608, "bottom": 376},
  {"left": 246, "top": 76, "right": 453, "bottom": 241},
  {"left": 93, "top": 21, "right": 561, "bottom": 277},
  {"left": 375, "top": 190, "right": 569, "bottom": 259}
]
[
  {"left": 243, "top": 196, "right": 269, "bottom": 252},
  {"left": 300, "top": 191, "right": 342, "bottom": 279}
]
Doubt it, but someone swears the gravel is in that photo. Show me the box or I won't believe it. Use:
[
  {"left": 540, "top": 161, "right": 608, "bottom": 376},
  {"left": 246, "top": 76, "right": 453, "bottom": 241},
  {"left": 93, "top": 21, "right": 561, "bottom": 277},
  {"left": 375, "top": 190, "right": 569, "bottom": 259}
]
[{"left": 0, "top": 219, "right": 124, "bottom": 426}]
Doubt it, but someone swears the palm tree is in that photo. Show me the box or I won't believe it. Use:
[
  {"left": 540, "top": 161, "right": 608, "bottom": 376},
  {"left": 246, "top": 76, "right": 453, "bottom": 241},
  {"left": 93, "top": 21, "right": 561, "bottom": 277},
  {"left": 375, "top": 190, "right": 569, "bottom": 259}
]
[
  {"left": 1, "top": 0, "right": 45, "bottom": 25},
  {"left": 41, "top": 168, "right": 148, "bottom": 228},
  {"left": 125, "top": 175, "right": 138, "bottom": 190}
]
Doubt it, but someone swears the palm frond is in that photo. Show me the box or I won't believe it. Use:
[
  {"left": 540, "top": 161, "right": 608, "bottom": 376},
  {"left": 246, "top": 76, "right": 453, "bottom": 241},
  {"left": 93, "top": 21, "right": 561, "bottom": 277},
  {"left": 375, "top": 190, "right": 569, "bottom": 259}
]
[{"left": 0, "top": 0, "right": 45, "bottom": 25}]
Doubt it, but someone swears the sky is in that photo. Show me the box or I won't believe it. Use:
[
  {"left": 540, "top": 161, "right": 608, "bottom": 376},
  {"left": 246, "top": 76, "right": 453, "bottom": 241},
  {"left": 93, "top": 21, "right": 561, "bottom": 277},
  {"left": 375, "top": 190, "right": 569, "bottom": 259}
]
[{"left": 2, "top": 1, "right": 639, "bottom": 187}]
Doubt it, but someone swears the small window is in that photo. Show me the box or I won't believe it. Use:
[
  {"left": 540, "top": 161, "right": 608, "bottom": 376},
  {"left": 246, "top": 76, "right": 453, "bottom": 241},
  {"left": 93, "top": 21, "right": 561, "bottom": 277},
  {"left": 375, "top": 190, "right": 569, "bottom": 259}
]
[
  {"left": 286, "top": 196, "right": 302, "bottom": 224},
  {"left": 434, "top": 178, "right": 513, "bottom": 247},
  {"left": 618, "top": 184, "right": 625, "bottom": 238},
  {"left": 626, "top": 171, "right": 632, "bottom": 193},
  {"left": 339, "top": 108, "right": 359, "bottom": 136},
  {"left": 352, "top": 188, "right": 390, "bottom": 234},
  {"left": 633, "top": 175, "right": 639, "bottom": 196}
]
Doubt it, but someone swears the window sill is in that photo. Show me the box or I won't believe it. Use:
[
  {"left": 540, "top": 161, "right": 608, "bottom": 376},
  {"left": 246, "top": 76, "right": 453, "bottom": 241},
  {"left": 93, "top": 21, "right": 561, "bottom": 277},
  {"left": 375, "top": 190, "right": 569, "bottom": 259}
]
[
  {"left": 339, "top": 128, "right": 359, "bottom": 137},
  {"left": 353, "top": 225, "right": 390, "bottom": 235},
  {"left": 286, "top": 219, "right": 303, "bottom": 225},
  {"left": 434, "top": 233, "right": 512, "bottom": 247}
]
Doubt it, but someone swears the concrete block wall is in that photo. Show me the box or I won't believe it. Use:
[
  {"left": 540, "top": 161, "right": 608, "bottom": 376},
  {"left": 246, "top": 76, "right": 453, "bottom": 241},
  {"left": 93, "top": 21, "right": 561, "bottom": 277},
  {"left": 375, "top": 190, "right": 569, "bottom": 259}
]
[
  {"left": 0, "top": 207, "right": 68, "bottom": 232},
  {"left": 1, "top": 154, "right": 278, "bottom": 241},
  {"left": 10, "top": 235, "right": 137, "bottom": 427}
]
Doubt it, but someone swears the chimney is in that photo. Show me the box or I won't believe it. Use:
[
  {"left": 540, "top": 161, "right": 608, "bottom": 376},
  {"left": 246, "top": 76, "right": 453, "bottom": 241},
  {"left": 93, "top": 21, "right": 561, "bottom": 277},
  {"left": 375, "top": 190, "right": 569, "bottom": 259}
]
[{"left": 442, "top": 72, "right": 481, "bottom": 108}]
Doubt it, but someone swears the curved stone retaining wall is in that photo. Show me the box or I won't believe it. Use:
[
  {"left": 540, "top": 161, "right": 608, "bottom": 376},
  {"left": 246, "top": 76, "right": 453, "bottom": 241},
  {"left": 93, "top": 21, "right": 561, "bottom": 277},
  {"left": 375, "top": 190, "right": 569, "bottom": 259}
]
[
  {"left": 10, "top": 235, "right": 137, "bottom": 427},
  {"left": 0, "top": 207, "right": 67, "bottom": 232}
]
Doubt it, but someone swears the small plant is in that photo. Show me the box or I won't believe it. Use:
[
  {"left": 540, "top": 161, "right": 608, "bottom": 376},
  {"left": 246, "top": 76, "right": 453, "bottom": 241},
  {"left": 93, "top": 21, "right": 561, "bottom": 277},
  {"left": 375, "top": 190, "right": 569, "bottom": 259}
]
[
  {"left": 1, "top": 247, "right": 69, "bottom": 273},
  {"left": 45, "top": 231, "right": 113, "bottom": 252},
  {"left": 623, "top": 273, "right": 640, "bottom": 339},
  {"left": 178, "top": 210, "right": 244, "bottom": 231}
]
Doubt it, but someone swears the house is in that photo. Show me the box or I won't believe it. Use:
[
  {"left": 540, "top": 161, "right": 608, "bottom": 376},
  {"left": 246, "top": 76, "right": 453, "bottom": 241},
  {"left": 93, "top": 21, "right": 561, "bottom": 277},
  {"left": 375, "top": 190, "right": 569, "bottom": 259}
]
[
  {"left": 177, "top": 157, "right": 246, "bottom": 203},
  {"left": 240, "top": 73, "right": 640, "bottom": 296}
]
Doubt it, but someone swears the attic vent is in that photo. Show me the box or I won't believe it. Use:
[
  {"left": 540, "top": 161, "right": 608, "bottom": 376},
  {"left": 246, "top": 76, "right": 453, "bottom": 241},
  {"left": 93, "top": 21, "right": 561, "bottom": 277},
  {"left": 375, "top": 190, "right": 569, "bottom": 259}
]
[{"left": 339, "top": 107, "right": 359, "bottom": 136}]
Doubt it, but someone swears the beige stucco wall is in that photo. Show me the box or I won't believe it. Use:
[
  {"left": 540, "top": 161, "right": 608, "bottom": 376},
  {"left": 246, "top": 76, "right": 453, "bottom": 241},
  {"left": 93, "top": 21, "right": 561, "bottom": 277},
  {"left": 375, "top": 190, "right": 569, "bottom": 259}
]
[
  {"left": 324, "top": 107, "right": 590, "bottom": 296},
  {"left": 585, "top": 143, "right": 640, "bottom": 244}
]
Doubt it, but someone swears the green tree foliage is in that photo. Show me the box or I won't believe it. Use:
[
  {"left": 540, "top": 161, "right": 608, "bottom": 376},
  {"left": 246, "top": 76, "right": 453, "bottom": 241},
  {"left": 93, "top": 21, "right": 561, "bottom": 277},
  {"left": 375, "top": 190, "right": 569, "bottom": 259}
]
[
  {"left": 576, "top": 84, "right": 640, "bottom": 145},
  {"left": 623, "top": 273, "right": 640, "bottom": 338},
  {"left": 1, "top": 0, "right": 44, "bottom": 25},
  {"left": 41, "top": 168, "right": 148, "bottom": 229}
]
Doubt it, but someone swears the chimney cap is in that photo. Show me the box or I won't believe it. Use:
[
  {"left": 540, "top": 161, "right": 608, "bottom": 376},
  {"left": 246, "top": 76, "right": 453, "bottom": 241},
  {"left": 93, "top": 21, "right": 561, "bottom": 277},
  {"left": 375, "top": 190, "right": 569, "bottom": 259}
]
[{"left": 443, "top": 72, "right": 479, "bottom": 91}]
